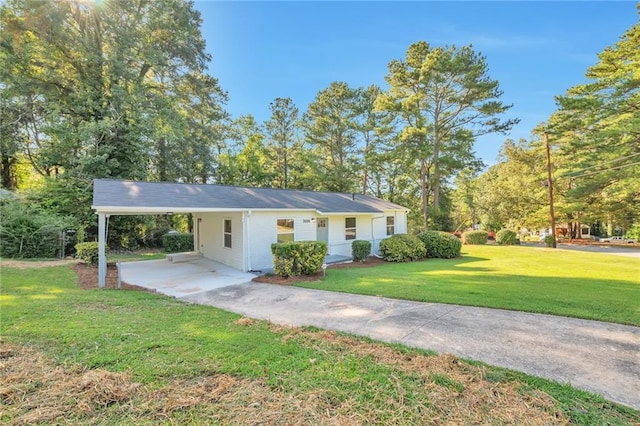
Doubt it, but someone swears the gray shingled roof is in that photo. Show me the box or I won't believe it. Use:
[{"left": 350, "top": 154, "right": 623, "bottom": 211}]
[{"left": 92, "top": 179, "right": 407, "bottom": 214}]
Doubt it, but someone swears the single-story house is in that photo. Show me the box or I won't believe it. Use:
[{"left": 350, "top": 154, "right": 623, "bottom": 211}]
[{"left": 91, "top": 179, "right": 409, "bottom": 287}]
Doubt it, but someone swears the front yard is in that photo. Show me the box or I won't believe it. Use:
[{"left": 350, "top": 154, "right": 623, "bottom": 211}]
[
  {"left": 303, "top": 245, "right": 640, "bottom": 326},
  {"left": 1, "top": 264, "right": 639, "bottom": 424}
]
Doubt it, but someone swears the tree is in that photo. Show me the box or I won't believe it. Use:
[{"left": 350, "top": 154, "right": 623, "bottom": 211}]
[
  {"left": 353, "top": 85, "right": 394, "bottom": 195},
  {"left": 0, "top": 0, "right": 228, "bottom": 244},
  {"left": 376, "top": 41, "right": 518, "bottom": 228},
  {"left": 264, "top": 97, "right": 300, "bottom": 189},
  {"left": 553, "top": 9, "right": 640, "bottom": 230},
  {"left": 302, "top": 82, "right": 362, "bottom": 192},
  {"left": 474, "top": 139, "right": 547, "bottom": 231}
]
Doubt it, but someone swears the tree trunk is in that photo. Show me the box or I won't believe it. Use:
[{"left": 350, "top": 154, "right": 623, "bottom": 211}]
[
  {"left": 1, "top": 155, "right": 17, "bottom": 190},
  {"left": 420, "top": 159, "right": 429, "bottom": 228}
]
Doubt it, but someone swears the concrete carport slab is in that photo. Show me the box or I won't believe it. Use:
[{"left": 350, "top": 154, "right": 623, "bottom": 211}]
[
  {"left": 119, "top": 258, "right": 257, "bottom": 298},
  {"left": 182, "top": 282, "right": 640, "bottom": 410}
]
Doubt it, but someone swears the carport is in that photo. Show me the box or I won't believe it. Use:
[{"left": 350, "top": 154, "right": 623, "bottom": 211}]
[
  {"left": 119, "top": 257, "right": 258, "bottom": 297},
  {"left": 92, "top": 179, "right": 252, "bottom": 288}
]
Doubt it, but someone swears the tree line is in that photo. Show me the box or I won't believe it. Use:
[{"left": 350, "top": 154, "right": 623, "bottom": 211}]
[
  {"left": 1, "top": 0, "right": 637, "bottom": 247},
  {"left": 453, "top": 8, "right": 639, "bottom": 238}
]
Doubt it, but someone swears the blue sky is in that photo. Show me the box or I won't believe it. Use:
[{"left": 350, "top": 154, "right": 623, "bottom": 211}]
[{"left": 194, "top": 1, "right": 637, "bottom": 165}]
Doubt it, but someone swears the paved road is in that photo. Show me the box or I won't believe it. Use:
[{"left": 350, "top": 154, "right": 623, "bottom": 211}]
[
  {"left": 183, "top": 283, "right": 640, "bottom": 410},
  {"left": 522, "top": 241, "right": 640, "bottom": 258}
]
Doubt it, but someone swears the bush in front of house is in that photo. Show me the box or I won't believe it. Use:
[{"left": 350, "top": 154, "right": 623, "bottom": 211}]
[
  {"left": 417, "top": 231, "right": 462, "bottom": 259},
  {"left": 496, "top": 229, "right": 518, "bottom": 245},
  {"left": 352, "top": 240, "right": 372, "bottom": 262},
  {"left": 462, "top": 230, "right": 488, "bottom": 245},
  {"left": 379, "top": 234, "right": 426, "bottom": 262},
  {"left": 161, "top": 233, "right": 194, "bottom": 253},
  {"left": 271, "top": 241, "right": 328, "bottom": 277},
  {"left": 75, "top": 242, "right": 107, "bottom": 265}
]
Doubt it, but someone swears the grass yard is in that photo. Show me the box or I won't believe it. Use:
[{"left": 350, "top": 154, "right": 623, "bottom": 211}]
[
  {"left": 298, "top": 245, "right": 640, "bottom": 326},
  {"left": 1, "top": 265, "right": 639, "bottom": 424}
]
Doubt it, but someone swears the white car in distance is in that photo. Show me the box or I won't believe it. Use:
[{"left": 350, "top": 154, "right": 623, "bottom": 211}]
[{"left": 600, "top": 236, "right": 638, "bottom": 244}]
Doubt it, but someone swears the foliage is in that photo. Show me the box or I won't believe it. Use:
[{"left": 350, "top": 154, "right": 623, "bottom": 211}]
[
  {"left": 161, "top": 233, "right": 194, "bottom": 253},
  {"left": 74, "top": 242, "right": 103, "bottom": 265},
  {"left": 544, "top": 235, "right": 556, "bottom": 248},
  {"left": 302, "top": 82, "right": 362, "bottom": 192},
  {"left": 496, "top": 229, "right": 518, "bottom": 245},
  {"left": 417, "top": 231, "right": 462, "bottom": 259},
  {"left": 270, "top": 241, "right": 328, "bottom": 277},
  {"left": 0, "top": 0, "right": 228, "bottom": 244},
  {"left": 0, "top": 197, "right": 75, "bottom": 258},
  {"left": 552, "top": 10, "right": 640, "bottom": 231},
  {"left": 462, "top": 230, "right": 488, "bottom": 245},
  {"left": 351, "top": 240, "right": 372, "bottom": 262},
  {"left": 379, "top": 234, "right": 426, "bottom": 262},
  {"left": 472, "top": 139, "right": 548, "bottom": 231},
  {"left": 264, "top": 97, "right": 302, "bottom": 189},
  {"left": 376, "top": 41, "right": 517, "bottom": 227}
]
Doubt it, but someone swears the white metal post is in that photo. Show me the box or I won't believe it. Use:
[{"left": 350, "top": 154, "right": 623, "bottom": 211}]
[{"left": 98, "top": 213, "right": 107, "bottom": 288}]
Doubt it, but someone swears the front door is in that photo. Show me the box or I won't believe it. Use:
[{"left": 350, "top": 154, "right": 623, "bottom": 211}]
[{"left": 316, "top": 218, "right": 328, "bottom": 243}]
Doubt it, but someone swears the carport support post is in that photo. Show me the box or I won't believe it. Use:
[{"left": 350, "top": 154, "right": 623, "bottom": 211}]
[{"left": 98, "top": 213, "right": 107, "bottom": 288}]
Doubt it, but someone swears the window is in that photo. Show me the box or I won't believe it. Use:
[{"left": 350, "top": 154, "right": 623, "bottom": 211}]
[
  {"left": 345, "top": 217, "right": 356, "bottom": 240},
  {"left": 386, "top": 216, "right": 395, "bottom": 236},
  {"left": 277, "top": 219, "right": 294, "bottom": 242},
  {"left": 224, "top": 219, "right": 232, "bottom": 248}
]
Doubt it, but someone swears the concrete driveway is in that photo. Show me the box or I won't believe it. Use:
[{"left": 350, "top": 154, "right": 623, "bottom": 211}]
[
  {"left": 119, "top": 258, "right": 257, "bottom": 298},
  {"left": 183, "top": 283, "right": 640, "bottom": 410}
]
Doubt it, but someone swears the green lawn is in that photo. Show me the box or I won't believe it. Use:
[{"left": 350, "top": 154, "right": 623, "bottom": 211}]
[
  {"left": 107, "top": 250, "right": 166, "bottom": 262},
  {"left": 297, "top": 245, "right": 640, "bottom": 326},
  {"left": 1, "top": 265, "right": 638, "bottom": 424}
]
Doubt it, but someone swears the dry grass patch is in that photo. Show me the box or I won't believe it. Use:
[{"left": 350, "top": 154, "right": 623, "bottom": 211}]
[
  {"left": 0, "top": 343, "right": 356, "bottom": 425},
  {"left": 273, "top": 327, "right": 569, "bottom": 425}
]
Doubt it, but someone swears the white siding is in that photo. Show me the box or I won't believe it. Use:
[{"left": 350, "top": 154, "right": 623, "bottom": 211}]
[
  {"left": 247, "top": 211, "right": 318, "bottom": 271},
  {"left": 194, "top": 209, "right": 408, "bottom": 270},
  {"left": 327, "top": 215, "right": 375, "bottom": 257},
  {"left": 194, "top": 212, "right": 244, "bottom": 270}
]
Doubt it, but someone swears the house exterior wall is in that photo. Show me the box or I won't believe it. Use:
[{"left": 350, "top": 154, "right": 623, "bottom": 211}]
[
  {"left": 327, "top": 211, "right": 408, "bottom": 257},
  {"left": 194, "top": 209, "right": 408, "bottom": 272},
  {"left": 247, "top": 211, "right": 318, "bottom": 271},
  {"left": 194, "top": 212, "right": 244, "bottom": 270}
]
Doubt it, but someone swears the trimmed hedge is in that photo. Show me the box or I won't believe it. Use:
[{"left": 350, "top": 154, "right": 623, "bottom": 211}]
[
  {"left": 462, "top": 230, "right": 488, "bottom": 245},
  {"left": 496, "top": 229, "right": 518, "bottom": 245},
  {"left": 352, "top": 240, "right": 371, "bottom": 262},
  {"left": 161, "top": 233, "right": 194, "bottom": 253},
  {"left": 271, "top": 241, "right": 328, "bottom": 277},
  {"left": 417, "top": 231, "right": 462, "bottom": 259},
  {"left": 379, "top": 234, "right": 426, "bottom": 262},
  {"left": 75, "top": 242, "right": 107, "bottom": 265}
]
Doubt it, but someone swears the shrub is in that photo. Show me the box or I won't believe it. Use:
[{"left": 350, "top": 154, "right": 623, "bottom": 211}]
[
  {"left": 379, "top": 234, "right": 426, "bottom": 262},
  {"left": 75, "top": 242, "right": 107, "bottom": 265},
  {"left": 161, "top": 233, "right": 194, "bottom": 253},
  {"left": 0, "top": 198, "right": 76, "bottom": 259},
  {"left": 496, "top": 229, "right": 518, "bottom": 245},
  {"left": 352, "top": 240, "right": 371, "bottom": 262},
  {"left": 271, "top": 241, "right": 328, "bottom": 277},
  {"left": 544, "top": 235, "right": 556, "bottom": 247},
  {"left": 417, "top": 231, "right": 462, "bottom": 259},
  {"left": 462, "top": 230, "right": 488, "bottom": 245}
]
